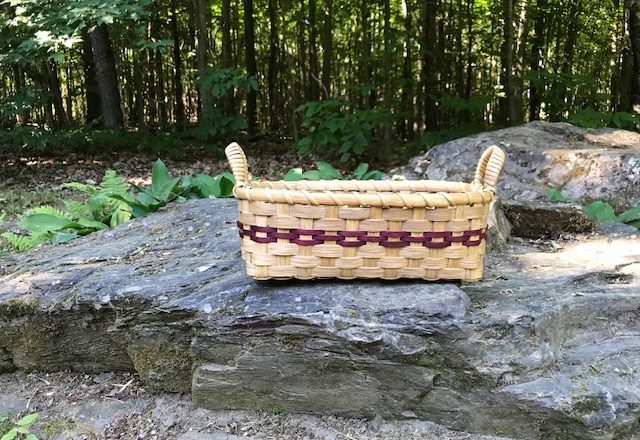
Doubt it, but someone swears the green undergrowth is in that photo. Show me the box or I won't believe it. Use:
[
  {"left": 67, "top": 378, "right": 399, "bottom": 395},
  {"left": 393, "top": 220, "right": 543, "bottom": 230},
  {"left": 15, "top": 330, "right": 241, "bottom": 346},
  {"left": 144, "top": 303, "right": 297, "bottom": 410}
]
[
  {"left": 2, "top": 160, "right": 234, "bottom": 252},
  {"left": 547, "top": 188, "right": 640, "bottom": 229}
]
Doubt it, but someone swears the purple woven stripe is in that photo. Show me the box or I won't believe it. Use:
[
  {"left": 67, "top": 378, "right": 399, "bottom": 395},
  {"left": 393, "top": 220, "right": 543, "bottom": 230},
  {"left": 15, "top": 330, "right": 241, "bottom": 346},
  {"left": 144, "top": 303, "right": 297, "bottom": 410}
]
[
  {"left": 236, "top": 222, "right": 487, "bottom": 249},
  {"left": 424, "top": 231, "right": 451, "bottom": 238},
  {"left": 382, "top": 231, "right": 410, "bottom": 239},
  {"left": 251, "top": 225, "right": 276, "bottom": 233},
  {"left": 316, "top": 234, "right": 342, "bottom": 241},
  {"left": 362, "top": 235, "right": 385, "bottom": 243},
  {"left": 337, "top": 239, "right": 366, "bottom": 248},
  {"left": 339, "top": 230, "right": 367, "bottom": 237},
  {"left": 271, "top": 231, "right": 298, "bottom": 240},
  {"left": 293, "top": 228, "right": 324, "bottom": 236}
]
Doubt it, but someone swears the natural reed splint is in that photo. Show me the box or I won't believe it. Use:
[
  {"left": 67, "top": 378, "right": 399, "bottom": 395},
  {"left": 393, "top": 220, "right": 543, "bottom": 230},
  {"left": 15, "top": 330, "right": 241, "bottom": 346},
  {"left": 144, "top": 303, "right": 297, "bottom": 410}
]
[{"left": 225, "top": 143, "right": 505, "bottom": 281}]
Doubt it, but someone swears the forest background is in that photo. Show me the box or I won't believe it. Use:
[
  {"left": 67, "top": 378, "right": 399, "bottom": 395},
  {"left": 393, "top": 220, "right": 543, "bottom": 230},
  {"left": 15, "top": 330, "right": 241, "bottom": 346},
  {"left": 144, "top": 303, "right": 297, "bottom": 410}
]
[{"left": 0, "top": 0, "right": 638, "bottom": 163}]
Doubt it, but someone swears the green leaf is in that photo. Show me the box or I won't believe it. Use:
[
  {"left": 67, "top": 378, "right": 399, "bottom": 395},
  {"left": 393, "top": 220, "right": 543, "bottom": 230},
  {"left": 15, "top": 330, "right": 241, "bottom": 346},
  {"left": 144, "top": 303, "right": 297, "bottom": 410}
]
[
  {"left": 316, "top": 161, "right": 343, "bottom": 179},
  {"left": 151, "top": 159, "right": 172, "bottom": 194},
  {"left": 51, "top": 231, "right": 79, "bottom": 244},
  {"left": 583, "top": 201, "right": 618, "bottom": 222},
  {"left": 301, "top": 170, "right": 321, "bottom": 180},
  {"left": 352, "top": 163, "right": 369, "bottom": 179},
  {"left": 362, "top": 170, "right": 385, "bottom": 180},
  {"left": 546, "top": 189, "right": 575, "bottom": 203},
  {"left": 1, "top": 428, "right": 17, "bottom": 440},
  {"left": 110, "top": 207, "right": 131, "bottom": 227},
  {"left": 618, "top": 206, "right": 640, "bottom": 223},
  {"left": 19, "top": 214, "right": 72, "bottom": 233},
  {"left": 76, "top": 218, "right": 109, "bottom": 230},
  {"left": 212, "top": 174, "right": 235, "bottom": 198},
  {"left": 25, "top": 434, "right": 38, "bottom": 440},
  {"left": 284, "top": 168, "right": 303, "bottom": 181},
  {"left": 194, "top": 174, "right": 217, "bottom": 197}
]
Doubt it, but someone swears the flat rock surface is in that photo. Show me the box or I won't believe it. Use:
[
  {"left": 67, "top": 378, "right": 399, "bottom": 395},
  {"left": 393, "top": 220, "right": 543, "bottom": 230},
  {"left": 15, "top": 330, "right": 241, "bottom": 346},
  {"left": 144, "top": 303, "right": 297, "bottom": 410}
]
[
  {"left": 395, "top": 121, "right": 640, "bottom": 211},
  {"left": 1, "top": 199, "right": 640, "bottom": 439},
  {"left": 0, "top": 371, "right": 508, "bottom": 440}
]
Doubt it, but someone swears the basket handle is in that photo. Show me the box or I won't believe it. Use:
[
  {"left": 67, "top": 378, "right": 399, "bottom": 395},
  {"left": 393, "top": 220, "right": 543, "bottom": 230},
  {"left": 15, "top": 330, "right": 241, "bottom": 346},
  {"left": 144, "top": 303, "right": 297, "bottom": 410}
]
[
  {"left": 225, "top": 142, "right": 249, "bottom": 186},
  {"left": 473, "top": 145, "right": 505, "bottom": 192}
]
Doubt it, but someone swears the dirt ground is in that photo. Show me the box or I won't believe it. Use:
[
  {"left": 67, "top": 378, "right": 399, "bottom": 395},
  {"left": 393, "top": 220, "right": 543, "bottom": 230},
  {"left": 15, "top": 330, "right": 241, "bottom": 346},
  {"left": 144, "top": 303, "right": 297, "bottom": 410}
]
[{"left": 0, "top": 371, "right": 512, "bottom": 440}]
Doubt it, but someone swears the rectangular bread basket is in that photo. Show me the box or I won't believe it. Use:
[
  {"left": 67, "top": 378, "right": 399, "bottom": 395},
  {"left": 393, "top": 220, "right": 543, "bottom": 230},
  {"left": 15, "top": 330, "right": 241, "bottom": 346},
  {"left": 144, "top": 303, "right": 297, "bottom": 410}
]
[{"left": 225, "top": 143, "right": 505, "bottom": 281}]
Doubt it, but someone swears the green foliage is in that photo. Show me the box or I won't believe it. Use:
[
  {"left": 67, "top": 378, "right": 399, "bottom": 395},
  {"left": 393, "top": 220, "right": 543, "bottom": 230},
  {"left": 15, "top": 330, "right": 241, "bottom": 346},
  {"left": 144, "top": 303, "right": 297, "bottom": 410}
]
[
  {"left": 546, "top": 188, "right": 576, "bottom": 203},
  {"left": 2, "top": 161, "right": 234, "bottom": 252},
  {"left": 283, "top": 162, "right": 384, "bottom": 181},
  {"left": 1, "top": 412, "right": 39, "bottom": 440},
  {"left": 0, "top": 86, "right": 47, "bottom": 118},
  {"left": 63, "top": 169, "right": 131, "bottom": 227},
  {"left": 192, "top": 66, "right": 258, "bottom": 141},
  {"left": 568, "top": 110, "right": 640, "bottom": 130},
  {"left": 547, "top": 188, "right": 640, "bottom": 229},
  {"left": 113, "top": 160, "right": 235, "bottom": 217},
  {"left": 0, "top": 127, "right": 188, "bottom": 159},
  {"left": 419, "top": 125, "right": 487, "bottom": 151},
  {"left": 296, "top": 99, "right": 390, "bottom": 162}
]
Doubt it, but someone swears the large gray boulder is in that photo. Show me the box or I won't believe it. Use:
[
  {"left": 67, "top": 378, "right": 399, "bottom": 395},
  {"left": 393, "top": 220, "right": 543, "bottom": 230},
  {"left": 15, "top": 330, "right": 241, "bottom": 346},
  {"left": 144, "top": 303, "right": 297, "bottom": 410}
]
[
  {"left": 1, "top": 199, "right": 640, "bottom": 439},
  {"left": 397, "top": 121, "right": 640, "bottom": 210}
]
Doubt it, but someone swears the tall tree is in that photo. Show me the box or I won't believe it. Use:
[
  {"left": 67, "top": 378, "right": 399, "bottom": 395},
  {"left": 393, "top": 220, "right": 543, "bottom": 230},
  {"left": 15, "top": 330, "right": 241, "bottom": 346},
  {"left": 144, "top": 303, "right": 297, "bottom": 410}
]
[
  {"left": 630, "top": 0, "right": 640, "bottom": 111},
  {"left": 308, "top": 0, "right": 320, "bottom": 101},
  {"left": 90, "top": 24, "right": 124, "bottom": 128},
  {"left": 244, "top": 0, "right": 258, "bottom": 136},
  {"left": 400, "top": 0, "right": 414, "bottom": 138},
  {"left": 268, "top": 0, "right": 279, "bottom": 129},
  {"left": 422, "top": 0, "right": 439, "bottom": 131},
  {"left": 192, "top": 0, "right": 211, "bottom": 117},
  {"left": 498, "top": 0, "right": 514, "bottom": 126},
  {"left": 171, "top": 0, "right": 185, "bottom": 127},
  {"left": 81, "top": 33, "right": 101, "bottom": 124},
  {"left": 321, "top": 0, "right": 333, "bottom": 97},
  {"left": 529, "top": 0, "right": 546, "bottom": 120}
]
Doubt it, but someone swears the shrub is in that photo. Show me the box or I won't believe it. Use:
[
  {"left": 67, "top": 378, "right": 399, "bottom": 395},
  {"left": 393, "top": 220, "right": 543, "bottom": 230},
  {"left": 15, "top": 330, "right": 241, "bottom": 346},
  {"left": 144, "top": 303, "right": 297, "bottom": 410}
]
[
  {"left": 296, "top": 99, "right": 390, "bottom": 162},
  {"left": 283, "top": 161, "right": 385, "bottom": 181}
]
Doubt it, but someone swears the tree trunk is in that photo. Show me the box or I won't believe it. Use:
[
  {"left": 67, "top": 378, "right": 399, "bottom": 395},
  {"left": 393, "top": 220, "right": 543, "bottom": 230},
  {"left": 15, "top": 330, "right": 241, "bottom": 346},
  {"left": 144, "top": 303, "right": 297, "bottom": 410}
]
[
  {"left": 244, "top": 0, "right": 258, "bottom": 136},
  {"left": 630, "top": 0, "right": 640, "bottom": 111},
  {"left": 43, "top": 61, "right": 70, "bottom": 128},
  {"left": 383, "top": 0, "right": 391, "bottom": 146},
  {"left": 422, "top": 0, "right": 439, "bottom": 131},
  {"left": 268, "top": 0, "right": 279, "bottom": 129},
  {"left": 511, "top": 0, "right": 531, "bottom": 125},
  {"left": 498, "top": 0, "right": 514, "bottom": 126},
  {"left": 12, "top": 66, "right": 29, "bottom": 125},
  {"left": 529, "top": 0, "right": 546, "bottom": 120},
  {"left": 308, "top": 0, "right": 320, "bottom": 101},
  {"left": 464, "top": 0, "right": 475, "bottom": 123},
  {"left": 171, "top": 0, "right": 185, "bottom": 128},
  {"left": 192, "top": 0, "right": 211, "bottom": 118},
  {"left": 321, "top": 0, "right": 333, "bottom": 98},
  {"left": 361, "top": 0, "right": 373, "bottom": 108},
  {"left": 90, "top": 23, "right": 124, "bottom": 129},
  {"left": 400, "top": 0, "right": 414, "bottom": 138},
  {"left": 132, "top": 56, "right": 145, "bottom": 127}
]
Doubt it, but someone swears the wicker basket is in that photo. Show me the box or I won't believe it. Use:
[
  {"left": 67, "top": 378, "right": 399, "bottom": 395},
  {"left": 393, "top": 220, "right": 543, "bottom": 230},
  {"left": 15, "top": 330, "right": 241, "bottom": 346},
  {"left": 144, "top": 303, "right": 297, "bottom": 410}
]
[{"left": 225, "top": 143, "right": 505, "bottom": 281}]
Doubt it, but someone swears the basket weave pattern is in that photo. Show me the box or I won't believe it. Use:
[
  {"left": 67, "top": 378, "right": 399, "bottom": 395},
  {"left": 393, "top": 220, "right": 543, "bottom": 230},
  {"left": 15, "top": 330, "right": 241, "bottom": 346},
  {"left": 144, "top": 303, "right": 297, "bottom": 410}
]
[{"left": 226, "top": 143, "right": 505, "bottom": 281}]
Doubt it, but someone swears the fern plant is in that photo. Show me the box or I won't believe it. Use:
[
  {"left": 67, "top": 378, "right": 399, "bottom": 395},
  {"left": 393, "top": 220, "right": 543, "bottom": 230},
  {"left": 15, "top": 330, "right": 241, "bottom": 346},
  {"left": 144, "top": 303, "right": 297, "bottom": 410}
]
[
  {"left": 3, "top": 160, "right": 236, "bottom": 252},
  {"left": 63, "top": 170, "right": 132, "bottom": 227}
]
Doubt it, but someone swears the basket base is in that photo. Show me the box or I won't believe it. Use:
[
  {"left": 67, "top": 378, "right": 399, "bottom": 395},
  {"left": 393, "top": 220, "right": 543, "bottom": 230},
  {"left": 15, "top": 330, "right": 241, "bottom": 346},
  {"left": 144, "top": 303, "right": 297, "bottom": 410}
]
[{"left": 245, "top": 263, "right": 483, "bottom": 282}]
